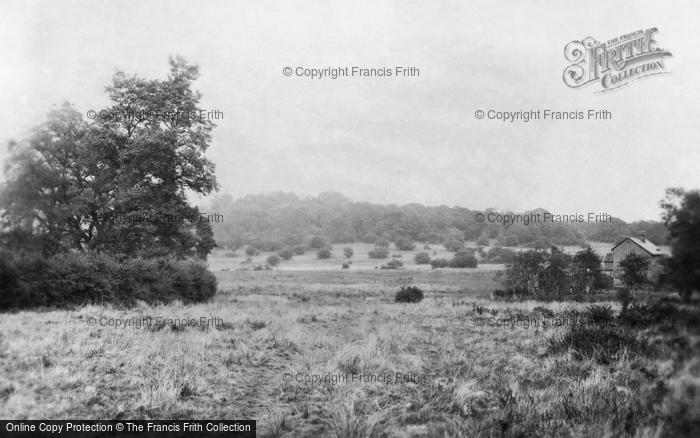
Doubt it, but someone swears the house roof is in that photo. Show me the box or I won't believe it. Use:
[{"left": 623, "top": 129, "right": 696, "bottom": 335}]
[{"left": 610, "top": 236, "right": 663, "bottom": 256}]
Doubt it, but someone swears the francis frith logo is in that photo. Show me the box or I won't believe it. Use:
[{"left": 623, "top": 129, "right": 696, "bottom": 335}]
[{"left": 563, "top": 28, "right": 672, "bottom": 92}]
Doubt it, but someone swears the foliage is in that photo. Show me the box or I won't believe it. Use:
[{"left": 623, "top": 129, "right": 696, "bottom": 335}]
[
  {"left": 375, "top": 238, "right": 390, "bottom": 248},
  {"left": 245, "top": 245, "right": 258, "bottom": 256},
  {"left": 205, "top": 192, "right": 673, "bottom": 251},
  {"left": 584, "top": 304, "right": 615, "bottom": 325},
  {"left": 430, "top": 258, "right": 449, "bottom": 268},
  {"left": 414, "top": 252, "right": 431, "bottom": 264},
  {"left": 292, "top": 244, "right": 306, "bottom": 255},
  {"left": 660, "top": 187, "right": 700, "bottom": 301},
  {"left": 483, "top": 247, "right": 517, "bottom": 264},
  {"left": 368, "top": 247, "right": 389, "bottom": 259},
  {"left": 308, "top": 236, "right": 328, "bottom": 249},
  {"left": 0, "top": 251, "right": 216, "bottom": 310},
  {"left": 383, "top": 259, "right": 403, "bottom": 269},
  {"left": 317, "top": 248, "right": 332, "bottom": 259},
  {"left": 502, "top": 246, "right": 605, "bottom": 298},
  {"left": 277, "top": 248, "right": 294, "bottom": 260},
  {"left": 0, "top": 58, "right": 218, "bottom": 259},
  {"left": 503, "top": 235, "right": 519, "bottom": 247},
  {"left": 343, "top": 247, "right": 354, "bottom": 259},
  {"left": 394, "top": 237, "right": 416, "bottom": 251},
  {"left": 619, "top": 253, "right": 650, "bottom": 290},
  {"left": 266, "top": 254, "right": 280, "bottom": 266},
  {"left": 448, "top": 251, "right": 478, "bottom": 268},
  {"left": 443, "top": 239, "right": 464, "bottom": 252},
  {"left": 394, "top": 286, "right": 424, "bottom": 303}
]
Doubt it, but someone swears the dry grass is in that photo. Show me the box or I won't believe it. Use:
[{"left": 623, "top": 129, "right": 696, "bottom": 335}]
[{"left": 0, "top": 269, "right": 698, "bottom": 437}]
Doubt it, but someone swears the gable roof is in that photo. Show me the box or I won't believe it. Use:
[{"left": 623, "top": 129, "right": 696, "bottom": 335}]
[{"left": 610, "top": 236, "right": 662, "bottom": 256}]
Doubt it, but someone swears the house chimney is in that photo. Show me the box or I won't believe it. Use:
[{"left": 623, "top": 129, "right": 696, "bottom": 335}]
[{"left": 635, "top": 230, "right": 647, "bottom": 242}]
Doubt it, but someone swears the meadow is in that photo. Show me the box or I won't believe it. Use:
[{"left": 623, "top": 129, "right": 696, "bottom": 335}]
[{"left": 0, "top": 252, "right": 697, "bottom": 437}]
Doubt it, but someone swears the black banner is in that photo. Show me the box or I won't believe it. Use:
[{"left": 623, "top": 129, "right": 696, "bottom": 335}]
[{"left": 1, "top": 420, "right": 256, "bottom": 437}]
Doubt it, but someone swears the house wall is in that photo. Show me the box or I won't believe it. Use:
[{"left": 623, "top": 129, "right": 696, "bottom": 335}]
[{"left": 612, "top": 239, "right": 653, "bottom": 271}]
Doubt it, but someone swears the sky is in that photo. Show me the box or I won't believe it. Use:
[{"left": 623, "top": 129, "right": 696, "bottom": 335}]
[{"left": 1, "top": 0, "right": 699, "bottom": 221}]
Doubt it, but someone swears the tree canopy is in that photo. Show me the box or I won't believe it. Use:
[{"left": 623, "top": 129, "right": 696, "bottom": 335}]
[{"left": 0, "top": 57, "right": 218, "bottom": 259}]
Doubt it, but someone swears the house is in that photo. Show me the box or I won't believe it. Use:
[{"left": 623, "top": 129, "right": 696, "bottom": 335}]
[{"left": 603, "top": 231, "right": 664, "bottom": 284}]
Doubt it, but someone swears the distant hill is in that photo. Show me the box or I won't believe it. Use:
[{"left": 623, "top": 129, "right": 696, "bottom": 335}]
[{"left": 203, "top": 192, "right": 668, "bottom": 250}]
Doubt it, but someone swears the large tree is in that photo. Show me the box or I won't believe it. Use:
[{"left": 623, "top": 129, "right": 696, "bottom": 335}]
[
  {"left": 661, "top": 187, "right": 700, "bottom": 301},
  {"left": 0, "top": 57, "right": 218, "bottom": 258}
]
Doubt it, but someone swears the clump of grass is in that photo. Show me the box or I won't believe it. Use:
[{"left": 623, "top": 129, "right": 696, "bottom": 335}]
[
  {"left": 395, "top": 286, "right": 424, "bottom": 303},
  {"left": 546, "top": 324, "right": 652, "bottom": 364},
  {"left": 584, "top": 304, "right": 615, "bottom": 326},
  {"left": 619, "top": 302, "right": 699, "bottom": 329},
  {"left": 249, "top": 320, "right": 267, "bottom": 330},
  {"left": 532, "top": 306, "right": 554, "bottom": 318}
]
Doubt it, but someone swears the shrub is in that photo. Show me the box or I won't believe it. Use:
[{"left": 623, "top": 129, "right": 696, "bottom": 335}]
[
  {"left": 449, "top": 252, "right": 478, "bottom": 268},
  {"left": 503, "top": 235, "right": 519, "bottom": 247},
  {"left": 395, "top": 286, "right": 424, "bottom": 303},
  {"left": 619, "top": 253, "right": 651, "bottom": 290},
  {"left": 443, "top": 239, "right": 465, "bottom": 252},
  {"left": 476, "top": 236, "right": 490, "bottom": 246},
  {"left": 244, "top": 245, "right": 258, "bottom": 256},
  {"left": 486, "top": 247, "right": 517, "bottom": 263},
  {"left": 362, "top": 233, "right": 378, "bottom": 244},
  {"left": 277, "top": 248, "right": 294, "bottom": 260},
  {"left": 430, "top": 258, "right": 449, "bottom": 268},
  {"left": 308, "top": 236, "right": 328, "bottom": 249},
  {"left": 343, "top": 247, "right": 354, "bottom": 258},
  {"left": 375, "top": 238, "right": 390, "bottom": 248},
  {"left": 0, "top": 252, "right": 217, "bottom": 310},
  {"left": 384, "top": 259, "right": 403, "bottom": 269},
  {"left": 317, "top": 248, "right": 332, "bottom": 259},
  {"left": 414, "top": 252, "right": 431, "bottom": 264},
  {"left": 368, "top": 247, "right": 389, "bottom": 259},
  {"left": 266, "top": 254, "right": 280, "bottom": 266},
  {"left": 394, "top": 237, "right": 416, "bottom": 251},
  {"left": 292, "top": 244, "right": 306, "bottom": 255}
]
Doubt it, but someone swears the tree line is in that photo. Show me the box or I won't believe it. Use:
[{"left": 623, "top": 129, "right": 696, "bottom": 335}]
[{"left": 205, "top": 191, "right": 668, "bottom": 251}]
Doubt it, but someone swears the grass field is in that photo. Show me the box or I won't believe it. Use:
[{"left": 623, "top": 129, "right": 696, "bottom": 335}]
[
  {"left": 207, "top": 241, "right": 633, "bottom": 272},
  {"left": 1, "top": 268, "right": 698, "bottom": 437}
]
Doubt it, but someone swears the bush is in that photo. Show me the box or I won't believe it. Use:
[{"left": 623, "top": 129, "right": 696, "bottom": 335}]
[
  {"left": 395, "top": 286, "right": 424, "bottom": 303},
  {"left": 277, "top": 248, "right": 294, "bottom": 260},
  {"left": 449, "top": 251, "right": 478, "bottom": 268},
  {"left": 0, "top": 252, "right": 217, "bottom": 310},
  {"left": 266, "top": 254, "right": 280, "bottom": 266},
  {"left": 430, "top": 258, "right": 449, "bottom": 268},
  {"left": 368, "top": 247, "right": 389, "bottom": 259},
  {"left": 308, "top": 236, "right": 328, "bottom": 249},
  {"left": 443, "top": 239, "right": 465, "bottom": 252},
  {"left": 394, "top": 237, "right": 416, "bottom": 251},
  {"left": 244, "top": 245, "right": 258, "bottom": 256},
  {"left": 476, "top": 236, "right": 490, "bottom": 246},
  {"left": 485, "top": 247, "right": 517, "bottom": 263},
  {"left": 414, "top": 252, "right": 431, "bottom": 264},
  {"left": 343, "top": 247, "right": 354, "bottom": 258},
  {"left": 317, "top": 248, "right": 332, "bottom": 259},
  {"left": 292, "top": 244, "right": 306, "bottom": 255},
  {"left": 375, "top": 238, "right": 390, "bottom": 248},
  {"left": 362, "top": 233, "right": 378, "bottom": 244},
  {"left": 503, "top": 235, "right": 519, "bottom": 247},
  {"left": 382, "top": 259, "right": 403, "bottom": 269}
]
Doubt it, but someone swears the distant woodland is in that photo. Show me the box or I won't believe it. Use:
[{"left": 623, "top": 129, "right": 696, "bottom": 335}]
[{"left": 204, "top": 192, "right": 668, "bottom": 250}]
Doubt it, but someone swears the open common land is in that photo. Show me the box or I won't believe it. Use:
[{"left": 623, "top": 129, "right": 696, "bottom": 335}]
[{"left": 1, "top": 266, "right": 698, "bottom": 437}]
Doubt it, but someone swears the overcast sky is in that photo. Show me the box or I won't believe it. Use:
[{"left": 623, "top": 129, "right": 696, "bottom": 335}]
[{"left": 1, "top": 0, "right": 699, "bottom": 221}]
